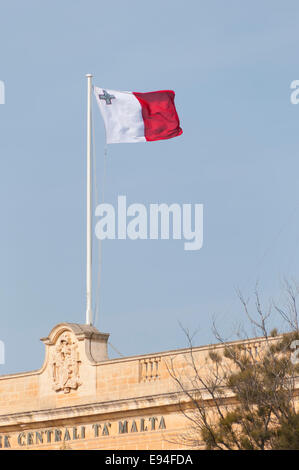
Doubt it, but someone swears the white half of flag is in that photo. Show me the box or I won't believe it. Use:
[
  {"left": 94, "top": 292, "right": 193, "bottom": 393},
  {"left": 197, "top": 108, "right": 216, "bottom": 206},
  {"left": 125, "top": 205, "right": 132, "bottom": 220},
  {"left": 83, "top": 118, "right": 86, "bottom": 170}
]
[{"left": 94, "top": 87, "right": 145, "bottom": 144}]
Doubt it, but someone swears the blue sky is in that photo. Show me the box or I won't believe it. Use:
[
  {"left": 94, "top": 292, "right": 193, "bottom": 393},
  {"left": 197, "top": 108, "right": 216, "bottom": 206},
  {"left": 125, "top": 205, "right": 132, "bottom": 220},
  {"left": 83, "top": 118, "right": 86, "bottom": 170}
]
[{"left": 1, "top": 0, "right": 299, "bottom": 374}]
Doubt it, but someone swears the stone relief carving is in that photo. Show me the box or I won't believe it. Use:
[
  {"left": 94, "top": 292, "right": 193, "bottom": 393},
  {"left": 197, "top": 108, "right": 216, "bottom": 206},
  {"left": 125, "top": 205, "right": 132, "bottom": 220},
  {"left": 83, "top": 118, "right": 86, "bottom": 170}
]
[{"left": 51, "top": 332, "right": 81, "bottom": 393}]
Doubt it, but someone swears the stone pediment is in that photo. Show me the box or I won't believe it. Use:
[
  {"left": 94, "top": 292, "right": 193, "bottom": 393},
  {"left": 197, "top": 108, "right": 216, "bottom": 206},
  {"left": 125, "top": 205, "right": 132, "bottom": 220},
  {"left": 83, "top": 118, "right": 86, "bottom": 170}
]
[
  {"left": 40, "top": 323, "right": 109, "bottom": 395},
  {"left": 41, "top": 323, "right": 109, "bottom": 362}
]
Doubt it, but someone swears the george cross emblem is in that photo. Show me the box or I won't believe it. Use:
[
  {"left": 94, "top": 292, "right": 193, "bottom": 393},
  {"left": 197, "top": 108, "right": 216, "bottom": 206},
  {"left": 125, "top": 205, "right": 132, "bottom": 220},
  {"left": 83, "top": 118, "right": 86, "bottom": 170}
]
[{"left": 99, "top": 89, "right": 116, "bottom": 105}]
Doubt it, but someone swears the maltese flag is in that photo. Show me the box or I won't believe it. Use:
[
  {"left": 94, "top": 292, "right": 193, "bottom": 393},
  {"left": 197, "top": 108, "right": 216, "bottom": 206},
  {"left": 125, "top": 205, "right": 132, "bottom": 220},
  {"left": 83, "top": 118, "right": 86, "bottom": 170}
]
[{"left": 94, "top": 86, "right": 183, "bottom": 144}]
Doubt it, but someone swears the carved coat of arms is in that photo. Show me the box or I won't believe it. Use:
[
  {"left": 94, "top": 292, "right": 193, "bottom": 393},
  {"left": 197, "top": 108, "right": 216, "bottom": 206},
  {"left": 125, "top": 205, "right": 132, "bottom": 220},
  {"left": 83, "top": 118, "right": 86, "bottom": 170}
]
[{"left": 51, "top": 333, "right": 81, "bottom": 393}]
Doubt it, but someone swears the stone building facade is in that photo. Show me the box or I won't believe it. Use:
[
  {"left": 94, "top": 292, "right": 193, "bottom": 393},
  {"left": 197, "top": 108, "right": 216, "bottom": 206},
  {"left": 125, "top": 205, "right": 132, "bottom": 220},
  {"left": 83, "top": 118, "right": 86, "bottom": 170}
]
[{"left": 0, "top": 322, "right": 278, "bottom": 450}]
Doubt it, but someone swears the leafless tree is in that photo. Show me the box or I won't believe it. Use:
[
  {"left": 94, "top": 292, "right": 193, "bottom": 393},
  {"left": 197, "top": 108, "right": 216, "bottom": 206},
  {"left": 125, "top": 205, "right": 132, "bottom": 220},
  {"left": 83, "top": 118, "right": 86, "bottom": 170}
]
[{"left": 166, "top": 281, "right": 299, "bottom": 450}]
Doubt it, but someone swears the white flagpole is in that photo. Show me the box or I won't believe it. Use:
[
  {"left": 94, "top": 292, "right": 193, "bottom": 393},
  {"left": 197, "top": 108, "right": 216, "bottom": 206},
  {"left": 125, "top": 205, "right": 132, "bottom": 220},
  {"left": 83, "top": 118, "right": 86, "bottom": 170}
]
[{"left": 85, "top": 73, "right": 93, "bottom": 325}]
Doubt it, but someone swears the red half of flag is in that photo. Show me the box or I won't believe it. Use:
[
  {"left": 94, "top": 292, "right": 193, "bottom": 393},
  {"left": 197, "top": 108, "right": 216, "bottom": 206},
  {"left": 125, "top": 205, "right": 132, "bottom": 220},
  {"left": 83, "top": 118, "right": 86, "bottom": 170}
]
[{"left": 133, "top": 90, "right": 183, "bottom": 142}]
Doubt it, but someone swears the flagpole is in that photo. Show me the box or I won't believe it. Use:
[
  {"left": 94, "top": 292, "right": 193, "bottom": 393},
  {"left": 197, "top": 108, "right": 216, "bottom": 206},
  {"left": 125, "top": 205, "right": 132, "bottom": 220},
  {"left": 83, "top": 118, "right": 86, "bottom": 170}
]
[{"left": 86, "top": 73, "right": 93, "bottom": 325}]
